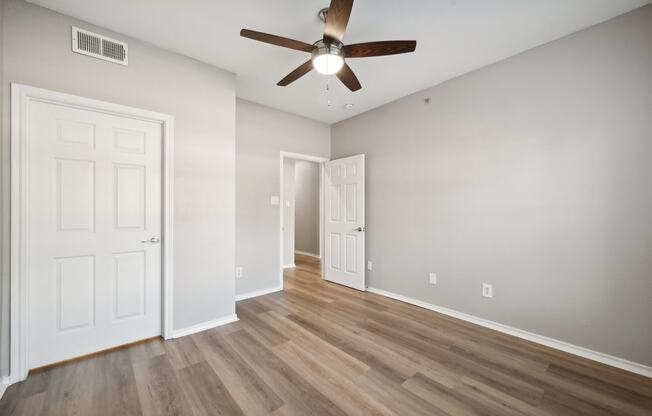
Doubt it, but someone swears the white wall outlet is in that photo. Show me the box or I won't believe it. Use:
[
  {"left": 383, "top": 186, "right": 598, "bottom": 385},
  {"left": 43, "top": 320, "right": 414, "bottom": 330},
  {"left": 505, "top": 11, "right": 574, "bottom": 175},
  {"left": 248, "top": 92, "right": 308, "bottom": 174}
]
[
  {"left": 286, "top": 200, "right": 291, "bottom": 207},
  {"left": 482, "top": 283, "right": 493, "bottom": 298},
  {"left": 270, "top": 195, "right": 280, "bottom": 206},
  {"left": 367, "top": 260, "right": 373, "bottom": 271},
  {"left": 235, "top": 267, "right": 243, "bottom": 279},
  {"left": 429, "top": 272, "right": 437, "bottom": 285}
]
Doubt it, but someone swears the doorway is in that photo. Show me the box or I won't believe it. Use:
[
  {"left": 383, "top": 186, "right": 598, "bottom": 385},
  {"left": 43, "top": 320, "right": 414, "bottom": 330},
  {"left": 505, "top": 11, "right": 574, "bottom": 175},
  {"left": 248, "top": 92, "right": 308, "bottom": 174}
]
[
  {"left": 279, "top": 152, "right": 328, "bottom": 287},
  {"left": 283, "top": 159, "right": 322, "bottom": 276},
  {"left": 294, "top": 160, "right": 322, "bottom": 262},
  {"left": 278, "top": 152, "right": 367, "bottom": 292}
]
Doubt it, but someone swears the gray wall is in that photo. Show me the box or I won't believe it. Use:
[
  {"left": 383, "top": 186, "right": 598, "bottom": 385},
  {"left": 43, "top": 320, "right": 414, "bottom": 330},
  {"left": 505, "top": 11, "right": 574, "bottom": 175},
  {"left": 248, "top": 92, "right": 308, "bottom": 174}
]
[
  {"left": 0, "top": 0, "right": 237, "bottom": 376},
  {"left": 236, "top": 99, "right": 329, "bottom": 296},
  {"left": 294, "top": 161, "right": 320, "bottom": 256},
  {"left": 331, "top": 5, "right": 652, "bottom": 366},
  {"left": 282, "top": 159, "right": 295, "bottom": 266}
]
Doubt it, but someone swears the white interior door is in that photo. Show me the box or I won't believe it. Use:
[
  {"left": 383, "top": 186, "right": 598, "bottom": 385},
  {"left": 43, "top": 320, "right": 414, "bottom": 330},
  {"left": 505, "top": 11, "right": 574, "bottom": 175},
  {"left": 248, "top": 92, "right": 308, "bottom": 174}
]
[
  {"left": 324, "top": 154, "right": 365, "bottom": 291},
  {"left": 27, "top": 100, "right": 162, "bottom": 369}
]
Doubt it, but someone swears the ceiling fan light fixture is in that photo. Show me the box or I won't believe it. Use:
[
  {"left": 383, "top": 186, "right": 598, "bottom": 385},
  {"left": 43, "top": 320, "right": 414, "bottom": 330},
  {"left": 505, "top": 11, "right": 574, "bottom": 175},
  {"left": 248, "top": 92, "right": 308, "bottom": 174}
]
[
  {"left": 240, "top": 0, "right": 417, "bottom": 91},
  {"left": 313, "top": 54, "right": 344, "bottom": 75},
  {"left": 312, "top": 40, "right": 344, "bottom": 75}
]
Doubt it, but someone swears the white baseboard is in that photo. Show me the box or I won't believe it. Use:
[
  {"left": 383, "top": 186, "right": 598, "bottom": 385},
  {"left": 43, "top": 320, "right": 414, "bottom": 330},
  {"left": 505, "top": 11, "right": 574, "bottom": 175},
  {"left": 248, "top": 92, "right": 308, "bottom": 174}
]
[
  {"left": 172, "top": 314, "right": 239, "bottom": 339},
  {"left": 236, "top": 285, "right": 283, "bottom": 301},
  {"left": 367, "top": 286, "right": 652, "bottom": 379},
  {"left": 295, "top": 250, "right": 321, "bottom": 259},
  {"left": 283, "top": 264, "right": 296, "bottom": 269}
]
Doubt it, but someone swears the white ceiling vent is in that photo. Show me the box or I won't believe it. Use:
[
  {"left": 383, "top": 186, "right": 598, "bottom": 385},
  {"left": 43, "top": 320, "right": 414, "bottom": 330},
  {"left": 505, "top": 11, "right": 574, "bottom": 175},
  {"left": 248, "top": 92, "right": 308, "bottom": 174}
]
[{"left": 71, "top": 26, "right": 128, "bottom": 66}]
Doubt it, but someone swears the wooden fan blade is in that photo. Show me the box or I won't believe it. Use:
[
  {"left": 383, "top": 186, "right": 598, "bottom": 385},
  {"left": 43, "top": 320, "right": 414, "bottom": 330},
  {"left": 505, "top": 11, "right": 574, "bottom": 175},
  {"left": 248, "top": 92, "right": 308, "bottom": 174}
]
[
  {"left": 336, "top": 63, "right": 361, "bottom": 92},
  {"left": 324, "top": 0, "right": 354, "bottom": 42},
  {"left": 240, "top": 29, "right": 313, "bottom": 53},
  {"left": 344, "top": 40, "right": 417, "bottom": 58},
  {"left": 278, "top": 60, "right": 314, "bottom": 86}
]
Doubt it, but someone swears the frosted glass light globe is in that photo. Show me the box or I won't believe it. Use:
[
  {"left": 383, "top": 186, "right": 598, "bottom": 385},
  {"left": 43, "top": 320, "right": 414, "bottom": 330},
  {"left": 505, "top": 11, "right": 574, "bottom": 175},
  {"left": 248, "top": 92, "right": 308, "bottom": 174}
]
[{"left": 312, "top": 53, "right": 344, "bottom": 75}]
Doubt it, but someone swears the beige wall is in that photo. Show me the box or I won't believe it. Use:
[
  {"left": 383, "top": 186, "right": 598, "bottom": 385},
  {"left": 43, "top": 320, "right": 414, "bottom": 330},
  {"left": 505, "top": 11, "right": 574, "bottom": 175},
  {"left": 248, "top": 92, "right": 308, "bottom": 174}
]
[
  {"left": 236, "top": 99, "right": 329, "bottom": 296},
  {"left": 294, "top": 161, "right": 320, "bottom": 256},
  {"left": 1, "top": 0, "right": 237, "bottom": 376},
  {"left": 332, "top": 5, "right": 652, "bottom": 366}
]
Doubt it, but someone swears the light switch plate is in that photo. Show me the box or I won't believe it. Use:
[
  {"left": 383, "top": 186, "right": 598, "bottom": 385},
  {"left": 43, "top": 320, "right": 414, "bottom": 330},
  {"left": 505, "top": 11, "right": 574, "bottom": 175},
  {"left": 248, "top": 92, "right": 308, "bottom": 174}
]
[
  {"left": 270, "top": 195, "right": 280, "bottom": 206},
  {"left": 429, "top": 273, "right": 437, "bottom": 285},
  {"left": 482, "top": 283, "right": 493, "bottom": 298}
]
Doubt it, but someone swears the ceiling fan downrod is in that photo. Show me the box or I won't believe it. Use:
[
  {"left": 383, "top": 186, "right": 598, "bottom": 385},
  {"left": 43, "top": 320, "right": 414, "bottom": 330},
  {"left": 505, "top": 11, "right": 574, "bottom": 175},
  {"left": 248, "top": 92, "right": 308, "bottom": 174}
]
[{"left": 319, "top": 7, "right": 329, "bottom": 23}]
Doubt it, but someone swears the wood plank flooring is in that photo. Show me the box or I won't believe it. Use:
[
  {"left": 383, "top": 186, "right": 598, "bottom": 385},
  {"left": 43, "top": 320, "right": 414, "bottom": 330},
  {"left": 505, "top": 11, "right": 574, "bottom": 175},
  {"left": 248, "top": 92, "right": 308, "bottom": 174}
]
[{"left": 1, "top": 253, "right": 651, "bottom": 415}]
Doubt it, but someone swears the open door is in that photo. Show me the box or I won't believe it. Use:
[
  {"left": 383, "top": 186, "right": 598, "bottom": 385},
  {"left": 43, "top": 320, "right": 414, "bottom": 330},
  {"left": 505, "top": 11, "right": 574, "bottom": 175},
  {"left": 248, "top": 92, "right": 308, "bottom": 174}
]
[{"left": 324, "top": 154, "right": 365, "bottom": 291}]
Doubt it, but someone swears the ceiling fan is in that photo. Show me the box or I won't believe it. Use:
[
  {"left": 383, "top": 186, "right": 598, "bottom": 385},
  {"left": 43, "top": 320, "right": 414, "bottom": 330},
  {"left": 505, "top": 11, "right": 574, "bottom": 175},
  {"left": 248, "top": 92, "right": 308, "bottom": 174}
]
[{"left": 240, "top": 0, "right": 417, "bottom": 92}]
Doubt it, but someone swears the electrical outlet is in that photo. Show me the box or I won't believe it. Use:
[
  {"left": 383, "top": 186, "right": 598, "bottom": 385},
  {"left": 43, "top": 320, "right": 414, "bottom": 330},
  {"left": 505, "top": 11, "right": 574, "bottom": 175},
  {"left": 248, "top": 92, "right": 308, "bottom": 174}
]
[
  {"left": 482, "top": 283, "right": 493, "bottom": 298},
  {"left": 235, "top": 267, "right": 243, "bottom": 279},
  {"left": 429, "top": 272, "right": 437, "bottom": 285},
  {"left": 367, "top": 261, "right": 373, "bottom": 271}
]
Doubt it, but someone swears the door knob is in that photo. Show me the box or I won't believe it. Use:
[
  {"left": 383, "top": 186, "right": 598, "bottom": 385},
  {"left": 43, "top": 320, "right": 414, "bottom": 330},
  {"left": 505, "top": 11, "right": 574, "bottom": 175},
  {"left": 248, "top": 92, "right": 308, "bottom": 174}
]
[{"left": 354, "top": 226, "right": 366, "bottom": 232}]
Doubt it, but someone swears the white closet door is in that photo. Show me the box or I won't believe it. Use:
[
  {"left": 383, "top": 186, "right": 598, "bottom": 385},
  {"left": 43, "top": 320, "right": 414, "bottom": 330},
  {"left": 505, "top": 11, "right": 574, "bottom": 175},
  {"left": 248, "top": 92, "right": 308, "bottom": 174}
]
[{"left": 27, "top": 100, "right": 162, "bottom": 369}]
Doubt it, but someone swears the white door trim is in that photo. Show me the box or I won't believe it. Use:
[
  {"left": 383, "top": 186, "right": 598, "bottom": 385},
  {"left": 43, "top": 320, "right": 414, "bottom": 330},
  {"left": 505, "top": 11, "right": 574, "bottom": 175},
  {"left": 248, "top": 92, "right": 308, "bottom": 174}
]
[
  {"left": 279, "top": 151, "right": 329, "bottom": 288},
  {"left": 9, "top": 83, "right": 175, "bottom": 383}
]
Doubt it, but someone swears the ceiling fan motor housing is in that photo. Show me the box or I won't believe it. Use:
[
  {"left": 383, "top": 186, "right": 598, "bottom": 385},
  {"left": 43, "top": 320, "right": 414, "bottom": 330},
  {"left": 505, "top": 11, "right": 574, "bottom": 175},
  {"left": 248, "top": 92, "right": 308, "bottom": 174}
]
[{"left": 312, "top": 39, "right": 344, "bottom": 58}]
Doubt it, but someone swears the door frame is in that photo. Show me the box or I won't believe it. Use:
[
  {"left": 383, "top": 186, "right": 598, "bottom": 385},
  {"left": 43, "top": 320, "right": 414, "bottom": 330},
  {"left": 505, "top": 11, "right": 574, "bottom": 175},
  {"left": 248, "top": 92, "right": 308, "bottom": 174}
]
[
  {"left": 9, "top": 83, "right": 175, "bottom": 383},
  {"left": 279, "top": 151, "right": 329, "bottom": 288}
]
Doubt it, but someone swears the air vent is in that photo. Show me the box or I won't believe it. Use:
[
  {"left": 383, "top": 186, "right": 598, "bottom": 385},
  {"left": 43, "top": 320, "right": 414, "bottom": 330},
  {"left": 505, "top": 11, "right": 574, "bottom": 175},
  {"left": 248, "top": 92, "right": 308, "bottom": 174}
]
[{"left": 71, "top": 26, "right": 128, "bottom": 66}]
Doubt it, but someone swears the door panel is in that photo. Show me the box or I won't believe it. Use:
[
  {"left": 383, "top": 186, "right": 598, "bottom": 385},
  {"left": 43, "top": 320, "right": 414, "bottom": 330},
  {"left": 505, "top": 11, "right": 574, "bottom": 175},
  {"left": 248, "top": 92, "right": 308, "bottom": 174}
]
[
  {"left": 324, "top": 154, "right": 365, "bottom": 290},
  {"left": 113, "top": 251, "right": 147, "bottom": 320},
  {"left": 56, "top": 119, "right": 95, "bottom": 147},
  {"left": 113, "top": 129, "right": 146, "bottom": 153},
  {"left": 28, "top": 100, "right": 162, "bottom": 369},
  {"left": 330, "top": 233, "right": 341, "bottom": 270},
  {"left": 114, "top": 164, "right": 146, "bottom": 229},
  {"left": 56, "top": 255, "right": 96, "bottom": 332},
  {"left": 56, "top": 159, "right": 95, "bottom": 231}
]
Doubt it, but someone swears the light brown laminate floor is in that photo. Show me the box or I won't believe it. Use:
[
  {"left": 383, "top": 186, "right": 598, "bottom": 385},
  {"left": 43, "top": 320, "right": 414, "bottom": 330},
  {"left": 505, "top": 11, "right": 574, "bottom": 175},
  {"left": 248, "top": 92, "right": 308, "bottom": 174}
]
[{"left": 1, "top": 253, "right": 651, "bottom": 415}]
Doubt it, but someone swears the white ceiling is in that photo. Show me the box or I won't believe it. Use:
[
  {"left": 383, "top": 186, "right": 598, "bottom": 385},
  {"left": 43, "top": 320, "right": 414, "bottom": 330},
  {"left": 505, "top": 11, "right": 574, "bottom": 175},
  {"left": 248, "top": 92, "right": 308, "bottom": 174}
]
[{"left": 27, "top": 0, "right": 651, "bottom": 124}]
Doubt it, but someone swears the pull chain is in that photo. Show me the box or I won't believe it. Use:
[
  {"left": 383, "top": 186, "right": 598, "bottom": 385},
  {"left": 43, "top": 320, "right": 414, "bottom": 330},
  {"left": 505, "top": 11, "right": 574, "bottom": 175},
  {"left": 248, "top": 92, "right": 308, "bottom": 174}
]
[{"left": 326, "top": 80, "right": 332, "bottom": 107}]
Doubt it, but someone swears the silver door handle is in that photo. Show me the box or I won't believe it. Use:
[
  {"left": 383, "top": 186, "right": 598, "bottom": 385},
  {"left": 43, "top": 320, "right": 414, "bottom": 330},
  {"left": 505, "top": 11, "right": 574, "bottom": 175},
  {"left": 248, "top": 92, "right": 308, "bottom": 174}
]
[
  {"left": 141, "top": 237, "right": 161, "bottom": 243},
  {"left": 354, "top": 226, "right": 366, "bottom": 232}
]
